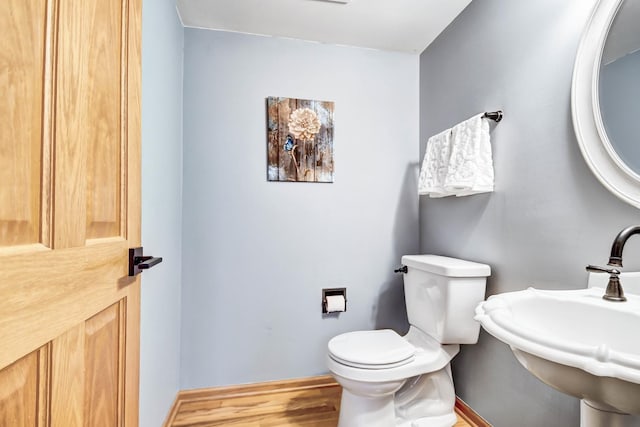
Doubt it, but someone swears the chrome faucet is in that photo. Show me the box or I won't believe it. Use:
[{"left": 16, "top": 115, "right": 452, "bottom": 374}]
[{"left": 586, "top": 225, "right": 640, "bottom": 302}]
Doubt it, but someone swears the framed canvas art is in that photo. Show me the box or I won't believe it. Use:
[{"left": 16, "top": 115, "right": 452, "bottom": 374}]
[{"left": 267, "top": 96, "right": 334, "bottom": 183}]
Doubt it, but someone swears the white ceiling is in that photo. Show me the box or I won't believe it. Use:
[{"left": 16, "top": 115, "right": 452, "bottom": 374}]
[{"left": 176, "top": 0, "right": 473, "bottom": 54}]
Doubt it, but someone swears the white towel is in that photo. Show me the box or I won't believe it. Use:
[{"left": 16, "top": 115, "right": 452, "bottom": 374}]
[
  {"left": 418, "top": 128, "right": 452, "bottom": 197},
  {"left": 443, "top": 114, "right": 494, "bottom": 196}
]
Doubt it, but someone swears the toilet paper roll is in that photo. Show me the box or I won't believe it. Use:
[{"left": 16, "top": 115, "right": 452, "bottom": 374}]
[{"left": 325, "top": 295, "right": 346, "bottom": 312}]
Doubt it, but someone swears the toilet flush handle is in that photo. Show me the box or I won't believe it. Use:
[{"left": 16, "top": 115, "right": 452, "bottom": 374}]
[{"left": 394, "top": 266, "right": 408, "bottom": 274}]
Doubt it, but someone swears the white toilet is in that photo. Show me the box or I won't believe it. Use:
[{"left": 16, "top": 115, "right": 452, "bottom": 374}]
[{"left": 326, "top": 255, "right": 490, "bottom": 427}]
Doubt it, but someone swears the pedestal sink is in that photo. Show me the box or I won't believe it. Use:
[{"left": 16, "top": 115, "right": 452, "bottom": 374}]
[{"left": 475, "top": 279, "right": 640, "bottom": 427}]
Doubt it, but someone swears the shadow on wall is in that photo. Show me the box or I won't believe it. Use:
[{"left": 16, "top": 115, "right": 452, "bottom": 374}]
[
  {"left": 373, "top": 164, "right": 420, "bottom": 334},
  {"left": 373, "top": 278, "right": 409, "bottom": 334},
  {"left": 420, "top": 189, "right": 493, "bottom": 253}
]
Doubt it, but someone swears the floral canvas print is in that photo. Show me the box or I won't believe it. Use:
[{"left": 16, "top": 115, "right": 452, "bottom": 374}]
[{"left": 267, "top": 97, "right": 334, "bottom": 182}]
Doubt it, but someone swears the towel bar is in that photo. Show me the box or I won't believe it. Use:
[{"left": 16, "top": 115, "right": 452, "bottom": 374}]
[{"left": 483, "top": 110, "right": 503, "bottom": 122}]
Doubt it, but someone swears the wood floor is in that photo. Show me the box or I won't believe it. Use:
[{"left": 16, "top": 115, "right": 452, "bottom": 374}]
[
  {"left": 455, "top": 416, "right": 474, "bottom": 427},
  {"left": 169, "top": 377, "right": 341, "bottom": 426},
  {"left": 165, "top": 376, "right": 486, "bottom": 427}
]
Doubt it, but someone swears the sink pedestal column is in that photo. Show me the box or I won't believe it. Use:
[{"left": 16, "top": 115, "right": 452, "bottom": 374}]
[{"left": 581, "top": 400, "right": 640, "bottom": 427}]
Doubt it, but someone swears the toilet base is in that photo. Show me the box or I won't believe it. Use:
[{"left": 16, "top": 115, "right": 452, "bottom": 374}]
[
  {"left": 337, "top": 388, "right": 457, "bottom": 427},
  {"left": 335, "top": 365, "right": 457, "bottom": 427},
  {"left": 397, "top": 412, "right": 457, "bottom": 427},
  {"left": 395, "top": 365, "right": 457, "bottom": 427},
  {"left": 338, "top": 388, "right": 397, "bottom": 427}
]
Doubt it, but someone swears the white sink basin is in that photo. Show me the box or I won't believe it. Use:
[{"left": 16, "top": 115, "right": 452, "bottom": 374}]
[{"left": 475, "top": 287, "right": 640, "bottom": 415}]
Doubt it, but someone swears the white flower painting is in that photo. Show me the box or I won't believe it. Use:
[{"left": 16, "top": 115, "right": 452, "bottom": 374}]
[{"left": 267, "top": 97, "right": 334, "bottom": 183}]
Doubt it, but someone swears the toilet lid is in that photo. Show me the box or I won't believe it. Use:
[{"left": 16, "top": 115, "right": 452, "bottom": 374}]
[{"left": 328, "top": 330, "right": 416, "bottom": 368}]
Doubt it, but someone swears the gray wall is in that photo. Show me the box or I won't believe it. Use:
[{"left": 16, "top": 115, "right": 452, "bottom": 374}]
[
  {"left": 180, "top": 29, "right": 419, "bottom": 388},
  {"left": 420, "top": 1, "right": 640, "bottom": 426},
  {"left": 140, "top": 0, "right": 183, "bottom": 425},
  {"left": 600, "top": 50, "right": 640, "bottom": 173}
]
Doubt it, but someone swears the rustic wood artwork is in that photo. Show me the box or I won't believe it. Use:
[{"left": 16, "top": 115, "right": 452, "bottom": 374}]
[{"left": 267, "top": 96, "right": 334, "bottom": 182}]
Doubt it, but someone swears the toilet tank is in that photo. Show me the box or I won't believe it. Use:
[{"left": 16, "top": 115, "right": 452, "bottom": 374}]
[{"left": 401, "top": 255, "right": 490, "bottom": 344}]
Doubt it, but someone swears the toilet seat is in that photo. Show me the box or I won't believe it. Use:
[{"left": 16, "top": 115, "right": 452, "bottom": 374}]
[
  {"left": 327, "top": 327, "right": 460, "bottom": 383},
  {"left": 328, "top": 330, "right": 416, "bottom": 369}
]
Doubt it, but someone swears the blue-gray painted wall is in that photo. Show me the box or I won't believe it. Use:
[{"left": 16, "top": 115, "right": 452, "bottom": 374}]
[
  {"left": 140, "top": 0, "right": 183, "bottom": 425},
  {"left": 180, "top": 29, "right": 419, "bottom": 389},
  {"left": 420, "top": 1, "right": 640, "bottom": 425}
]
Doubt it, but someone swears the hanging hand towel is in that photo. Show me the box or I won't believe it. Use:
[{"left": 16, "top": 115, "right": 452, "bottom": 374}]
[
  {"left": 444, "top": 114, "right": 494, "bottom": 196},
  {"left": 418, "top": 128, "right": 452, "bottom": 198}
]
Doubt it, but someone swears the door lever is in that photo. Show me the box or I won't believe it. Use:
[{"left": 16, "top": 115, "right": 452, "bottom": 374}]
[{"left": 129, "top": 247, "right": 163, "bottom": 276}]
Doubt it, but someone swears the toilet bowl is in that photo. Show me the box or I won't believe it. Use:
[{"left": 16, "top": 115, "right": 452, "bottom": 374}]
[{"left": 326, "top": 255, "right": 490, "bottom": 427}]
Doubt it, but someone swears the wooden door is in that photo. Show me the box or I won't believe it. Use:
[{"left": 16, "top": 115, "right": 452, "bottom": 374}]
[{"left": 0, "top": 0, "right": 142, "bottom": 425}]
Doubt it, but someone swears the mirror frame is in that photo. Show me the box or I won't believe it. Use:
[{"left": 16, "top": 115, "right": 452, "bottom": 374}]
[{"left": 572, "top": 0, "right": 640, "bottom": 208}]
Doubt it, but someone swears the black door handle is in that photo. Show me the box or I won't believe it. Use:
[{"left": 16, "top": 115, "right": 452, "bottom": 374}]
[
  {"left": 138, "top": 256, "right": 163, "bottom": 270},
  {"left": 129, "top": 247, "right": 163, "bottom": 276}
]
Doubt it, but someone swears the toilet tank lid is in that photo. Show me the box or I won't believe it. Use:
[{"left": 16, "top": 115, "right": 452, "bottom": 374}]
[{"left": 401, "top": 255, "right": 491, "bottom": 277}]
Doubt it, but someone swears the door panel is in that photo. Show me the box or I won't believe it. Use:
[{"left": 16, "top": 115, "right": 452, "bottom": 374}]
[
  {"left": 83, "top": 303, "right": 122, "bottom": 426},
  {"left": 50, "top": 303, "right": 125, "bottom": 427},
  {"left": 0, "top": 0, "right": 47, "bottom": 247},
  {"left": 84, "top": 6, "right": 125, "bottom": 240},
  {"left": 0, "top": 0, "right": 142, "bottom": 424},
  {"left": 55, "top": 0, "right": 125, "bottom": 247},
  {"left": 0, "top": 351, "right": 39, "bottom": 427},
  {"left": 57, "top": 0, "right": 124, "bottom": 241}
]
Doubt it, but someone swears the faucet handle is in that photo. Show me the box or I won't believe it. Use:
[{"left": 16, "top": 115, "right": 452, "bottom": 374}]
[
  {"left": 587, "top": 265, "right": 626, "bottom": 301},
  {"left": 586, "top": 265, "right": 621, "bottom": 275}
]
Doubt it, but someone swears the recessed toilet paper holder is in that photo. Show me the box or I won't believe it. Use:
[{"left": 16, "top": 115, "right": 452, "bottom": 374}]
[{"left": 322, "top": 287, "right": 347, "bottom": 314}]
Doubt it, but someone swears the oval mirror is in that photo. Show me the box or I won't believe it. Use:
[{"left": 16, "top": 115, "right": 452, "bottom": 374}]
[{"left": 573, "top": 0, "right": 640, "bottom": 207}]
